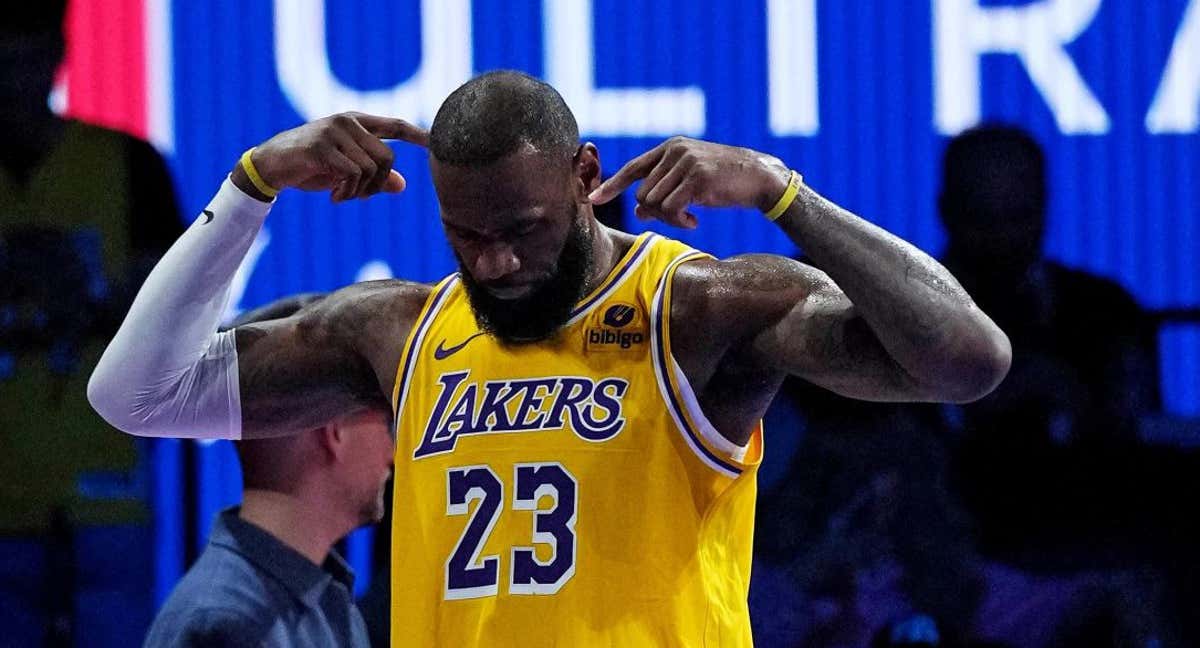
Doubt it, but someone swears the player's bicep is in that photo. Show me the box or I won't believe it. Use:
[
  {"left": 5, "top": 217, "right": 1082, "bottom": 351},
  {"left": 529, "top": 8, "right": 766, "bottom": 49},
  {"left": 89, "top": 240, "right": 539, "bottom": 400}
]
[
  {"left": 234, "top": 282, "right": 410, "bottom": 438},
  {"left": 746, "top": 267, "right": 932, "bottom": 402},
  {"left": 680, "top": 255, "right": 931, "bottom": 404},
  {"left": 234, "top": 322, "right": 372, "bottom": 438}
]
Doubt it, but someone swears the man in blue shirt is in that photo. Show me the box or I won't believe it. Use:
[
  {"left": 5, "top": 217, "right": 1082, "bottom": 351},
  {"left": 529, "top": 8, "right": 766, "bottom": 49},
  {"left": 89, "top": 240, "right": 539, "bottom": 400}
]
[{"left": 145, "top": 296, "right": 393, "bottom": 647}]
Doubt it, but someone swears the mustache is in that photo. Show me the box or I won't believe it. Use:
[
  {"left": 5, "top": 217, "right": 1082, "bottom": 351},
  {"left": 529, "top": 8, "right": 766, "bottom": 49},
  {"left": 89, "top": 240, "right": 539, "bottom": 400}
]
[{"left": 458, "top": 213, "right": 593, "bottom": 344}]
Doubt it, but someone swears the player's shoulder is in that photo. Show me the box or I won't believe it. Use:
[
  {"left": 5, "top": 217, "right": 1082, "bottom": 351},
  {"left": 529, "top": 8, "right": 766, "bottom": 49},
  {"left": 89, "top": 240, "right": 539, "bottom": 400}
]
[
  {"left": 667, "top": 252, "right": 837, "bottom": 356},
  {"left": 313, "top": 279, "right": 434, "bottom": 340},
  {"left": 319, "top": 279, "right": 432, "bottom": 317},
  {"left": 269, "top": 280, "right": 433, "bottom": 358},
  {"left": 670, "top": 253, "right": 819, "bottom": 312}
]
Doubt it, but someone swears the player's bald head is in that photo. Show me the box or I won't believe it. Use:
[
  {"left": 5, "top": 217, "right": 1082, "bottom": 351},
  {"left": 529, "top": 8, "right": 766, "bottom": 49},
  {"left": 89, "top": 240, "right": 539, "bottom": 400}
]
[
  {"left": 429, "top": 70, "right": 579, "bottom": 167},
  {"left": 429, "top": 71, "right": 602, "bottom": 344}
]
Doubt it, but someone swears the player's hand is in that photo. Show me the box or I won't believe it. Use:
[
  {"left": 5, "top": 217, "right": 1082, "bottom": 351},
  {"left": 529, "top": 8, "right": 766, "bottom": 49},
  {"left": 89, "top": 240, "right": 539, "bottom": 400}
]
[
  {"left": 588, "top": 137, "right": 792, "bottom": 229},
  {"left": 243, "top": 112, "right": 429, "bottom": 202}
]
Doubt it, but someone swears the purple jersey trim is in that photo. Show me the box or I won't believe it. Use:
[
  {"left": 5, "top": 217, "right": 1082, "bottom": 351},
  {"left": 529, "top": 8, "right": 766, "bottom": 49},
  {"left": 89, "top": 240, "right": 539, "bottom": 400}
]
[{"left": 652, "top": 253, "right": 743, "bottom": 476}]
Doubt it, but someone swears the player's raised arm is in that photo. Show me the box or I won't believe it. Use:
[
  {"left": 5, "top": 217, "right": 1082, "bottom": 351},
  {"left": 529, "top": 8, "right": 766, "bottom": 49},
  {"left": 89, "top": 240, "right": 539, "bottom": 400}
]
[
  {"left": 591, "top": 137, "right": 1011, "bottom": 406},
  {"left": 227, "top": 279, "right": 429, "bottom": 437},
  {"left": 88, "top": 113, "right": 429, "bottom": 439}
]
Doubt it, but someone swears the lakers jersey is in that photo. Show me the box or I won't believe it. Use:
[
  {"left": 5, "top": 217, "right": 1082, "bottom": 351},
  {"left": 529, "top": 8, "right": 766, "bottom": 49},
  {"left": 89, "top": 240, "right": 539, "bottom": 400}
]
[{"left": 390, "top": 233, "right": 763, "bottom": 647}]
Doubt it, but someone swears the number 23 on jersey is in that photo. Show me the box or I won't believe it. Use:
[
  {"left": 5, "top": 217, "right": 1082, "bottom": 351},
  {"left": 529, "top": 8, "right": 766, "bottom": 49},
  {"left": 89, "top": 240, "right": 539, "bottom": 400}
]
[{"left": 444, "top": 462, "right": 578, "bottom": 599}]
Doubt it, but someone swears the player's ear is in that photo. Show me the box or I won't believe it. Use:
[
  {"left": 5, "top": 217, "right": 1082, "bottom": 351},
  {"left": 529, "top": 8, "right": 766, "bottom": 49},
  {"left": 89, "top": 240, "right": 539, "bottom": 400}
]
[
  {"left": 574, "top": 143, "right": 601, "bottom": 195},
  {"left": 317, "top": 423, "right": 346, "bottom": 462}
]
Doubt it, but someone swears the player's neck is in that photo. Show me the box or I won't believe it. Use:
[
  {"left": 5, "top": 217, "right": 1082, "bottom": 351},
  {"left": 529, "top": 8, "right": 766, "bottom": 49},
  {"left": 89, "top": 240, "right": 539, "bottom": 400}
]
[
  {"left": 583, "top": 222, "right": 628, "bottom": 294},
  {"left": 239, "top": 489, "right": 350, "bottom": 566}
]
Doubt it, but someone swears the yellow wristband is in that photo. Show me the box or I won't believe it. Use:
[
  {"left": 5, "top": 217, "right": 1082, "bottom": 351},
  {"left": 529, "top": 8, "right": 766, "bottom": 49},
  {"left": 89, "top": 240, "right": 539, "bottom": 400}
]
[
  {"left": 240, "top": 147, "right": 280, "bottom": 199},
  {"left": 764, "top": 170, "right": 802, "bottom": 221}
]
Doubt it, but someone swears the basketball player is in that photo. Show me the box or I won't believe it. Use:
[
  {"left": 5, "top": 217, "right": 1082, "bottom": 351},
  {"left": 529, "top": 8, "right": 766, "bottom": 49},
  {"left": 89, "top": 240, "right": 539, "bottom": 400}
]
[{"left": 89, "top": 71, "right": 1010, "bottom": 646}]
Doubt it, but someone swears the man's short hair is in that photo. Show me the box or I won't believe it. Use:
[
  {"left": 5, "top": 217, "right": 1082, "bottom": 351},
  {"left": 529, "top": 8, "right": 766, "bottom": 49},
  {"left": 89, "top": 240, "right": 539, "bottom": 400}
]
[
  {"left": 226, "top": 293, "right": 328, "bottom": 491},
  {"left": 941, "top": 124, "right": 1046, "bottom": 206},
  {"left": 2, "top": 2, "right": 68, "bottom": 37},
  {"left": 429, "top": 70, "right": 579, "bottom": 167}
]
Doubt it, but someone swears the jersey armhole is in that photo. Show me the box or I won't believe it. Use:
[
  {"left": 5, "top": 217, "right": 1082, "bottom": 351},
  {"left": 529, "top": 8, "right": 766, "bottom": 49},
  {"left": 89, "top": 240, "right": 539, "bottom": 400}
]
[
  {"left": 391, "top": 275, "right": 460, "bottom": 419},
  {"left": 650, "top": 251, "right": 764, "bottom": 479}
]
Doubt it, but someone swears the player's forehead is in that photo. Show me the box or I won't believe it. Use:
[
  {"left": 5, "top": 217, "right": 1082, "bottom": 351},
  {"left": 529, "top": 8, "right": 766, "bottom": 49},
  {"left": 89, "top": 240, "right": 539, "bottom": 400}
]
[{"left": 433, "top": 147, "right": 573, "bottom": 224}]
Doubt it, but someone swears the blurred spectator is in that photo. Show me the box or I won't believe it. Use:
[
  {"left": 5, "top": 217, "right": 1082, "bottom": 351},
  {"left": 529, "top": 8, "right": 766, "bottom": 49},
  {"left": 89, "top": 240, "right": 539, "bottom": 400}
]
[
  {"left": 1, "top": 0, "right": 184, "bottom": 527},
  {"left": 938, "top": 124, "right": 1158, "bottom": 448},
  {"left": 144, "top": 408, "right": 390, "bottom": 647},
  {"left": 937, "top": 125, "right": 1161, "bottom": 564},
  {"left": 0, "top": 1, "right": 183, "bottom": 643},
  {"left": 144, "top": 295, "right": 390, "bottom": 647},
  {"left": 937, "top": 125, "right": 1176, "bottom": 647},
  {"left": 750, "top": 126, "right": 1173, "bottom": 647}
]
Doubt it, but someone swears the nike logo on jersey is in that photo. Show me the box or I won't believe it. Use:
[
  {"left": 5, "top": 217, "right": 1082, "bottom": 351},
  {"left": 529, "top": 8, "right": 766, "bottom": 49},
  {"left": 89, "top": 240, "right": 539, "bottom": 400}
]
[
  {"left": 202, "top": 209, "right": 214, "bottom": 224},
  {"left": 433, "top": 332, "right": 485, "bottom": 360}
]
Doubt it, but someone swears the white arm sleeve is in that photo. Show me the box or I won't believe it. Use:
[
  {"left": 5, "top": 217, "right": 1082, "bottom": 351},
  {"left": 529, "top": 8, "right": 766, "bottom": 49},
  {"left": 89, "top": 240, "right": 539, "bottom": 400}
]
[{"left": 88, "top": 176, "right": 274, "bottom": 439}]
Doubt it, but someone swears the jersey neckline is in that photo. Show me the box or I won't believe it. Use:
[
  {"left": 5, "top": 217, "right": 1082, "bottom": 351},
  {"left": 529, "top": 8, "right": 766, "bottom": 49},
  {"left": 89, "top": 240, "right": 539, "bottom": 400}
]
[{"left": 565, "top": 232, "right": 657, "bottom": 325}]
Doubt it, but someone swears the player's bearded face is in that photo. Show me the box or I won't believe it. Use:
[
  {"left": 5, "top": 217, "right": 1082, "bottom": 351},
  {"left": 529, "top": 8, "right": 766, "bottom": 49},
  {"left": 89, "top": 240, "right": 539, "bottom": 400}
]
[{"left": 457, "top": 203, "right": 593, "bottom": 344}]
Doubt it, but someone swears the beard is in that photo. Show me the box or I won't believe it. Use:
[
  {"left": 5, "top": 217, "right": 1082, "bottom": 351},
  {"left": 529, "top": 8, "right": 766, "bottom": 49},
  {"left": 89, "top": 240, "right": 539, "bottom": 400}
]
[
  {"left": 358, "top": 474, "right": 391, "bottom": 526},
  {"left": 457, "top": 209, "right": 594, "bottom": 345}
]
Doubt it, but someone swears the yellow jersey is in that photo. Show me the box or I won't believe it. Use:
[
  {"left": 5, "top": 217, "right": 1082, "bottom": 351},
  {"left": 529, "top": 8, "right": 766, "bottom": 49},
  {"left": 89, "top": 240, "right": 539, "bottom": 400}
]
[{"left": 390, "top": 233, "right": 763, "bottom": 647}]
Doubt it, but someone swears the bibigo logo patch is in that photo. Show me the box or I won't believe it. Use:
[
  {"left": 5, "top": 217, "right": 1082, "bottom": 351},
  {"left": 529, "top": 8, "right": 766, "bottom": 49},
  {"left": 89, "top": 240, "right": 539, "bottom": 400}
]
[{"left": 587, "top": 303, "right": 646, "bottom": 351}]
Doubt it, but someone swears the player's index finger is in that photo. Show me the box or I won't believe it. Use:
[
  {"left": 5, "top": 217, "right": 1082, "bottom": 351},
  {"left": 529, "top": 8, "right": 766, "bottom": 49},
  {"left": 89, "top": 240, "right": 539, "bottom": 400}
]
[
  {"left": 355, "top": 114, "right": 429, "bottom": 146},
  {"left": 589, "top": 147, "right": 662, "bottom": 204}
]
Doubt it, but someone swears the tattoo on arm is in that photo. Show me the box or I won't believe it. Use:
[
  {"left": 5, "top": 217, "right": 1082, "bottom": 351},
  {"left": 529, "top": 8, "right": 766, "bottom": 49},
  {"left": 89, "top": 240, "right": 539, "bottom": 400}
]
[
  {"left": 697, "top": 255, "right": 930, "bottom": 402},
  {"left": 233, "top": 280, "right": 427, "bottom": 438}
]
